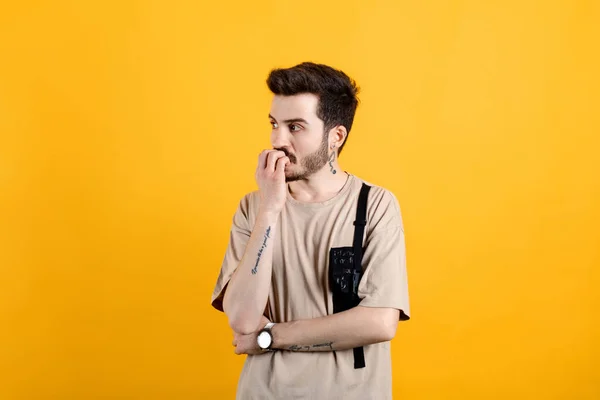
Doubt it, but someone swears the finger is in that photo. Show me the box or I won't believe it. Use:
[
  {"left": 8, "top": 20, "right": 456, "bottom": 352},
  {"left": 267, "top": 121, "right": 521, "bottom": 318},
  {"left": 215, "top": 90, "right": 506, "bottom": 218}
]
[
  {"left": 267, "top": 151, "right": 286, "bottom": 173},
  {"left": 275, "top": 156, "right": 290, "bottom": 175},
  {"left": 258, "top": 150, "right": 272, "bottom": 170}
]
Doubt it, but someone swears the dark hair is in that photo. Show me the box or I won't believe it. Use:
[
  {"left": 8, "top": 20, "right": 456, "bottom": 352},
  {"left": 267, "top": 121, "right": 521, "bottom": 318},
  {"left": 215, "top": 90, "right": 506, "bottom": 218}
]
[{"left": 266, "top": 62, "right": 360, "bottom": 155}]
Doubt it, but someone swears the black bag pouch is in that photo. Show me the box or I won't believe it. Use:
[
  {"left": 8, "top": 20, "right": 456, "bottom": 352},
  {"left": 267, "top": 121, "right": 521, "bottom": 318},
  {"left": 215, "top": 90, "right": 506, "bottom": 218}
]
[{"left": 329, "top": 246, "right": 361, "bottom": 314}]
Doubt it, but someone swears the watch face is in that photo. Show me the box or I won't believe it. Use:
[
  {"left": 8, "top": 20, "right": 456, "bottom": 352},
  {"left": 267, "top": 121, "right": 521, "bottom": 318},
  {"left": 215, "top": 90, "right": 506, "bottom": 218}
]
[{"left": 257, "top": 331, "right": 272, "bottom": 349}]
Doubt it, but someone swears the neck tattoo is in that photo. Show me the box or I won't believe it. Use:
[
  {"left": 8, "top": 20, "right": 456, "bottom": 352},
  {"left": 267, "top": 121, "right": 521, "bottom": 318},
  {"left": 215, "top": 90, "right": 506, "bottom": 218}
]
[{"left": 328, "top": 151, "right": 337, "bottom": 175}]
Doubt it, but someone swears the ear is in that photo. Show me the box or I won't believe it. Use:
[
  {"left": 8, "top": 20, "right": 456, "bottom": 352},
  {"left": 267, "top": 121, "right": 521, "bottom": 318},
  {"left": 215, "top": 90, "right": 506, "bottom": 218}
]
[{"left": 328, "top": 125, "right": 347, "bottom": 150}]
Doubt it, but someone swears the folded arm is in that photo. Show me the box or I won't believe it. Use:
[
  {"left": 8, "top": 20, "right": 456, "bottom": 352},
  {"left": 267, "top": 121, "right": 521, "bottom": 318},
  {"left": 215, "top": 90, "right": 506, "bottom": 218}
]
[
  {"left": 271, "top": 305, "right": 399, "bottom": 352},
  {"left": 232, "top": 305, "right": 400, "bottom": 355}
]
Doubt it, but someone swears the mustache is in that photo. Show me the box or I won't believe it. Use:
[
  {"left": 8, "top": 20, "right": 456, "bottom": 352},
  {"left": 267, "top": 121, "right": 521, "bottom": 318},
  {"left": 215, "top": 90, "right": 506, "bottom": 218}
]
[{"left": 274, "top": 148, "right": 297, "bottom": 164}]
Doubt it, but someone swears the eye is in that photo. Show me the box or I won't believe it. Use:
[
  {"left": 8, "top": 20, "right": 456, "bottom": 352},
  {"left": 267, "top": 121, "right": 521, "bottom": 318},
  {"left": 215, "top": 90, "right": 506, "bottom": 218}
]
[
  {"left": 270, "top": 121, "right": 278, "bottom": 129},
  {"left": 289, "top": 124, "right": 302, "bottom": 132}
]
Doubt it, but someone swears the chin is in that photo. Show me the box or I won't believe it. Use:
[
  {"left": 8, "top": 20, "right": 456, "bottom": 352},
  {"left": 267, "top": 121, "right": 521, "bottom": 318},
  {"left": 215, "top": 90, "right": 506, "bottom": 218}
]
[
  {"left": 285, "top": 175, "right": 301, "bottom": 183},
  {"left": 285, "top": 170, "right": 304, "bottom": 183}
]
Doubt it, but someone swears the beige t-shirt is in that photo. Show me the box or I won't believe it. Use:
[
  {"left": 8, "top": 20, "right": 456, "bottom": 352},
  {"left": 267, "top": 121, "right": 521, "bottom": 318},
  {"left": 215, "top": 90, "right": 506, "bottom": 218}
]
[{"left": 211, "top": 174, "right": 410, "bottom": 400}]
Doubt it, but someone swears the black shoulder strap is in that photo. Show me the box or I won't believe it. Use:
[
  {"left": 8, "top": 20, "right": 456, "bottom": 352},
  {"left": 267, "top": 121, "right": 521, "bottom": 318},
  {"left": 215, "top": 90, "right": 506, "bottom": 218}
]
[
  {"left": 351, "top": 183, "right": 371, "bottom": 369},
  {"left": 353, "top": 183, "right": 371, "bottom": 272}
]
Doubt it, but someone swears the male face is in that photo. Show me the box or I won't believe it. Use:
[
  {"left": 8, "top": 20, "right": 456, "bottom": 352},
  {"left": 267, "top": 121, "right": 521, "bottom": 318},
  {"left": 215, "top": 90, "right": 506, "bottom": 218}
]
[{"left": 269, "top": 93, "right": 330, "bottom": 182}]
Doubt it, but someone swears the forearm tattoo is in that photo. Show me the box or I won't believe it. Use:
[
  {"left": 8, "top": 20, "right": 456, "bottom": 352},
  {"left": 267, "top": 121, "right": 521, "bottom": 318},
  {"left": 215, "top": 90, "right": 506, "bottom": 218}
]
[
  {"left": 288, "top": 342, "right": 334, "bottom": 352},
  {"left": 251, "top": 226, "right": 271, "bottom": 275}
]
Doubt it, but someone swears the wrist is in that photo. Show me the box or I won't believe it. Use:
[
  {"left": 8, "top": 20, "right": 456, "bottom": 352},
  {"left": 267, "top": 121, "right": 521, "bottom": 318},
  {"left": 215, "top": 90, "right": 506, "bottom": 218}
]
[
  {"left": 270, "top": 321, "right": 291, "bottom": 350},
  {"left": 270, "top": 322, "right": 281, "bottom": 350},
  {"left": 258, "top": 209, "right": 281, "bottom": 223}
]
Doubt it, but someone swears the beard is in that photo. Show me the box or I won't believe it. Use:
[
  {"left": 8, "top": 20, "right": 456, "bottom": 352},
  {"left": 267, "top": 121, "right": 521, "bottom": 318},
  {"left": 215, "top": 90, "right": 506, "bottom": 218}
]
[{"left": 277, "top": 135, "right": 329, "bottom": 183}]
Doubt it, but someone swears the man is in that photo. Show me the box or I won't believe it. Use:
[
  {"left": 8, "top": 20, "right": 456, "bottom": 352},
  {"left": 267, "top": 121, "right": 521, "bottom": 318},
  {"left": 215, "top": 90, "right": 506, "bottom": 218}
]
[{"left": 211, "top": 62, "right": 410, "bottom": 399}]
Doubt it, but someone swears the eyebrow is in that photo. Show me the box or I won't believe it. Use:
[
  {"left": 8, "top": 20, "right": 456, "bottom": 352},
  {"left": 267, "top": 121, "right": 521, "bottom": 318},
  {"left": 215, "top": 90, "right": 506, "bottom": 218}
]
[{"left": 269, "top": 114, "right": 309, "bottom": 125}]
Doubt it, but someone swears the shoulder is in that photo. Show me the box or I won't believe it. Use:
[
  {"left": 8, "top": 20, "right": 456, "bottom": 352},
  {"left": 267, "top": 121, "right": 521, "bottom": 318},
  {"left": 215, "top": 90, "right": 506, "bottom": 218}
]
[
  {"left": 232, "top": 190, "right": 261, "bottom": 224},
  {"left": 353, "top": 176, "right": 402, "bottom": 213},
  {"left": 353, "top": 176, "right": 404, "bottom": 233},
  {"left": 237, "top": 190, "right": 260, "bottom": 212}
]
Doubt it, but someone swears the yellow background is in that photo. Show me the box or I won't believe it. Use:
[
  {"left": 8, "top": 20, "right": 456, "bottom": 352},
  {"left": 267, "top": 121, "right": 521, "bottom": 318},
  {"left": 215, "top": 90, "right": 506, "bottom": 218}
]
[{"left": 1, "top": 1, "right": 599, "bottom": 399}]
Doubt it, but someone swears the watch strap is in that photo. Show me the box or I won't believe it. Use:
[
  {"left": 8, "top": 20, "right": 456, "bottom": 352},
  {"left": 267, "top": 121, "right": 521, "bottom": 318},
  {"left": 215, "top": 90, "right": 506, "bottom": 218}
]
[{"left": 263, "top": 322, "right": 275, "bottom": 331}]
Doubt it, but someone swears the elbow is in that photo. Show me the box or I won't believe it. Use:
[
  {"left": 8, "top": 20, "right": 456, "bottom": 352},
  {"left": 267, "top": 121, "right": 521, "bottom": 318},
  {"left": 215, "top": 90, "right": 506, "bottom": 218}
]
[
  {"left": 377, "top": 309, "right": 400, "bottom": 342},
  {"left": 381, "top": 323, "right": 397, "bottom": 342},
  {"left": 222, "top": 291, "right": 262, "bottom": 334},
  {"left": 228, "top": 318, "right": 257, "bottom": 335},
  {"left": 224, "top": 304, "right": 258, "bottom": 335},
  {"left": 377, "top": 323, "right": 397, "bottom": 342}
]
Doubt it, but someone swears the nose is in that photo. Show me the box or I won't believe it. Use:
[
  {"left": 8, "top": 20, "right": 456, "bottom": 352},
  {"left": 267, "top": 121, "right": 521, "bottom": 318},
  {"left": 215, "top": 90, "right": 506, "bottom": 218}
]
[{"left": 271, "top": 127, "right": 290, "bottom": 150}]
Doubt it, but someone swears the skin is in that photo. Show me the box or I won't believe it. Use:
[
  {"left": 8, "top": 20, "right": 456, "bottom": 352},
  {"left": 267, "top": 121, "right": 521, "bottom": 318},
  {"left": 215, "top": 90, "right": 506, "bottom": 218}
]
[
  {"left": 225, "top": 93, "right": 399, "bottom": 355},
  {"left": 269, "top": 93, "right": 349, "bottom": 203}
]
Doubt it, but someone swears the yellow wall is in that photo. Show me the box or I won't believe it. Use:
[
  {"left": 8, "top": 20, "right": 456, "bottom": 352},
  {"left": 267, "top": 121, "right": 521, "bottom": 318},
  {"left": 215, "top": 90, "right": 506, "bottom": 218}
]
[{"left": 1, "top": 1, "right": 598, "bottom": 398}]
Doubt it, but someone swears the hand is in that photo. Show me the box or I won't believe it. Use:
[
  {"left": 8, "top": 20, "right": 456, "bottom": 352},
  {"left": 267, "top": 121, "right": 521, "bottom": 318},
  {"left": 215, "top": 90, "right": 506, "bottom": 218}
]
[
  {"left": 255, "top": 150, "right": 290, "bottom": 215},
  {"left": 232, "top": 315, "right": 272, "bottom": 355},
  {"left": 232, "top": 331, "right": 262, "bottom": 355}
]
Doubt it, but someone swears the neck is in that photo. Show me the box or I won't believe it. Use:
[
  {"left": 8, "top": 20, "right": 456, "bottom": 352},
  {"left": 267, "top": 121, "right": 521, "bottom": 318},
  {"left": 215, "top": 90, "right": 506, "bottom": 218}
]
[{"left": 287, "top": 164, "right": 349, "bottom": 203}]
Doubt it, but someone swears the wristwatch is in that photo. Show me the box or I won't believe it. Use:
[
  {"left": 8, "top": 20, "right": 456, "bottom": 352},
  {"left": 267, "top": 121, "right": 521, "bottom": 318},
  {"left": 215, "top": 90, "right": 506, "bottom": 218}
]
[{"left": 256, "top": 322, "right": 275, "bottom": 351}]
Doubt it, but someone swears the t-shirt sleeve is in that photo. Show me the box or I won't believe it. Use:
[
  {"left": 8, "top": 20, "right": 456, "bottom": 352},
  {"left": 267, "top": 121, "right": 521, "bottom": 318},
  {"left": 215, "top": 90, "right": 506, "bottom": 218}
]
[
  {"left": 210, "top": 195, "right": 252, "bottom": 312},
  {"left": 357, "top": 190, "right": 411, "bottom": 321}
]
